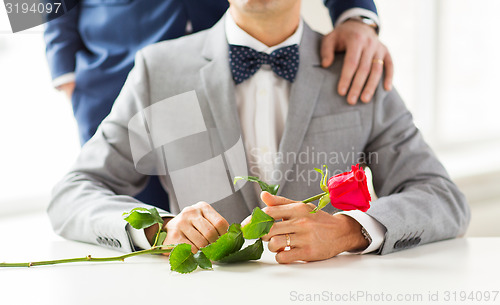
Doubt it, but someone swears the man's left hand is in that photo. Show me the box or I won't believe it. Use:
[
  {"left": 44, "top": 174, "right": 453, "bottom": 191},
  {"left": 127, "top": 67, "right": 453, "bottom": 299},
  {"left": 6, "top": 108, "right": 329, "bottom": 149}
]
[
  {"left": 259, "top": 191, "right": 369, "bottom": 264},
  {"left": 320, "top": 20, "right": 394, "bottom": 105}
]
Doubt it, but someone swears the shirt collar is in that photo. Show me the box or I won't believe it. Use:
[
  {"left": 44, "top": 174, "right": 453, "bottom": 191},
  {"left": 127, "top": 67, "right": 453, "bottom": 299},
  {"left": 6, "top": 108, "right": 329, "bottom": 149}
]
[{"left": 225, "top": 11, "right": 303, "bottom": 55}]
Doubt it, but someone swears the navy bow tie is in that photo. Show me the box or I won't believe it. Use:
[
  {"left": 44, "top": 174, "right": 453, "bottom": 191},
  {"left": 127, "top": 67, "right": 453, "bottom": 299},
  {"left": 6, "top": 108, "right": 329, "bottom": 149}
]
[{"left": 229, "top": 44, "right": 299, "bottom": 84}]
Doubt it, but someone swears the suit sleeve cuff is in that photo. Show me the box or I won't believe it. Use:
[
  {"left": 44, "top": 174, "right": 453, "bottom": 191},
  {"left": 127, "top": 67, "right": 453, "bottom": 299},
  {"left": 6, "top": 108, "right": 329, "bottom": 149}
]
[
  {"left": 53, "top": 72, "right": 76, "bottom": 88},
  {"left": 334, "top": 8, "right": 380, "bottom": 29},
  {"left": 126, "top": 212, "right": 175, "bottom": 250},
  {"left": 337, "top": 210, "right": 386, "bottom": 254}
]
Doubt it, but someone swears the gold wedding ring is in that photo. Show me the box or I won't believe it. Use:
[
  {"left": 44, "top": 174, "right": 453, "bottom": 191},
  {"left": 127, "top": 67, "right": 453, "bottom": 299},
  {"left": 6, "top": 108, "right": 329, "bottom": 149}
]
[
  {"left": 285, "top": 234, "right": 291, "bottom": 248},
  {"left": 372, "top": 58, "right": 384, "bottom": 65}
]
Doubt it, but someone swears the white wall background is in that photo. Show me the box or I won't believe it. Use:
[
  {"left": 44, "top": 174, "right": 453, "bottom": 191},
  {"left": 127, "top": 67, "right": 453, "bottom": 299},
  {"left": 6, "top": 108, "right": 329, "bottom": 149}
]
[{"left": 0, "top": 1, "right": 499, "bottom": 235}]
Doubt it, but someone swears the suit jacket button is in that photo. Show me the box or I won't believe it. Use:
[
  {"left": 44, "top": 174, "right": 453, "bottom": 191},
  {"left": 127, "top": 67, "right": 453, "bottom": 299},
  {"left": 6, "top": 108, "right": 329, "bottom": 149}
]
[
  {"left": 114, "top": 240, "right": 122, "bottom": 248},
  {"left": 394, "top": 241, "right": 401, "bottom": 249},
  {"left": 414, "top": 237, "right": 421, "bottom": 245},
  {"left": 96, "top": 237, "right": 103, "bottom": 244}
]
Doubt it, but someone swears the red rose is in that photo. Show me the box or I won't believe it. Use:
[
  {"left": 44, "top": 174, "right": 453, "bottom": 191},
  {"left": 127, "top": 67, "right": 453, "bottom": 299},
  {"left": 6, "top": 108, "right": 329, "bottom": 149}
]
[{"left": 327, "top": 164, "right": 371, "bottom": 212}]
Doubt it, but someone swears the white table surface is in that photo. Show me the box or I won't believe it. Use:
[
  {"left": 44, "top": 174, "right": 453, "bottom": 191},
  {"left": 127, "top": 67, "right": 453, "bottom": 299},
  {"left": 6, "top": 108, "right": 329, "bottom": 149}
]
[{"left": 1, "top": 213, "right": 499, "bottom": 305}]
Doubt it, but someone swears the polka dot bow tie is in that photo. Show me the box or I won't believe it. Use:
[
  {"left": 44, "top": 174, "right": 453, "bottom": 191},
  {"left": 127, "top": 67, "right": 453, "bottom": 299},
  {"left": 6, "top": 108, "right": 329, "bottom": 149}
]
[{"left": 229, "top": 44, "right": 300, "bottom": 84}]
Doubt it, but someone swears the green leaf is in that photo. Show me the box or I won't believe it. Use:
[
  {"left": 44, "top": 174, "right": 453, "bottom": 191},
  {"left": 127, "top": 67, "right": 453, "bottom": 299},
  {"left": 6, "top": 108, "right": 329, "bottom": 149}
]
[
  {"left": 217, "top": 239, "right": 264, "bottom": 263},
  {"left": 234, "top": 176, "right": 280, "bottom": 195},
  {"left": 122, "top": 207, "right": 164, "bottom": 230},
  {"left": 169, "top": 243, "right": 198, "bottom": 274},
  {"left": 156, "top": 231, "right": 167, "bottom": 246},
  {"left": 201, "top": 224, "right": 244, "bottom": 261},
  {"left": 241, "top": 207, "right": 275, "bottom": 239},
  {"left": 310, "top": 194, "right": 331, "bottom": 214},
  {"left": 194, "top": 250, "right": 212, "bottom": 270}
]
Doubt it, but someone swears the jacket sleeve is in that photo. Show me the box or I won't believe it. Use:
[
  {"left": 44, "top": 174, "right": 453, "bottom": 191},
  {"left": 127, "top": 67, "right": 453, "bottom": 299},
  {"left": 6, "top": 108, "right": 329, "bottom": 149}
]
[
  {"left": 323, "top": 0, "right": 378, "bottom": 25},
  {"left": 43, "top": 4, "right": 84, "bottom": 81},
  {"left": 48, "top": 51, "right": 170, "bottom": 253},
  {"left": 364, "top": 83, "right": 471, "bottom": 255}
]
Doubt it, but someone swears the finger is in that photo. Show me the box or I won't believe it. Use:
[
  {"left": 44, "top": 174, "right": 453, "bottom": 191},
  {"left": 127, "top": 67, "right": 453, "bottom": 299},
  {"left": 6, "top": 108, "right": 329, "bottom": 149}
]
[
  {"left": 165, "top": 231, "right": 197, "bottom": 254},
  {"left": 347, "top": 47, "right": 376, "bottom": 105},
  {"left": 360, "top": 53, "right": 385, "bottom": 103},
  {"left": 260, "top": 191, "right": 298, "bottom": 207},
  {"left": 338, "top": 43, "right": 363, "bottom": 98},
  {"left": 320, "top": 32, "right": 336, "bottom": 68},
  {"left": 275, "top": 247, "right": 309, "bottom": 264},
  {"left": 241, "top": 215, "right": 252, "bottom": 227},
  {"left": 263, "top": 202, "right": 306, "bottom": 222},
  {"left": 182, "top": 225, "right": 209, "bottom": 251},
  {"left": 199, "top": 202, "right": 229, "bottom": 236},
  {"left": 191, "top": 216, "right": 220, "bottom": 244},
  {"left": 263, "top": 205, "right": 295, "bottom": 221},
  {"left": 383, "top": 51, "right": 394, "bottom": 91},
  {"left": 262, "top": 219, "right": 296, "bottom": 241},
  {"left": 267, "top": 234, "right": 300, "bottom": 253}
]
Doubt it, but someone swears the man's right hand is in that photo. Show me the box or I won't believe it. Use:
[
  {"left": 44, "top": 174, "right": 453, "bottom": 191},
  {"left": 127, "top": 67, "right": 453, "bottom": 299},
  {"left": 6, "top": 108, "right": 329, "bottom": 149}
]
[
  {"left": 57, "top": 81, "right": 75, "bottom": 100},
  {"left": 159, "top": 202, "right": 229, "bottom": 253}
]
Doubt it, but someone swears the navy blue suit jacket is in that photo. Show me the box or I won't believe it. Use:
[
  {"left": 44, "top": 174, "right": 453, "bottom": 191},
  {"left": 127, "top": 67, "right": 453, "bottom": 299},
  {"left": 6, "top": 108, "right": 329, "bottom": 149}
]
[{"left": 44, "top": 0, "right": 377, "bottom": 144}]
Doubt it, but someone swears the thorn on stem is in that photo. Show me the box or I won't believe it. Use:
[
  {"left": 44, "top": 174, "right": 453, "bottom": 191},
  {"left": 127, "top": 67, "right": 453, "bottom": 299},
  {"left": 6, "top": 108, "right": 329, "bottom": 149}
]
[
  {"left": 87, "top": 255, "right": 92, "bottom": 260},
  {"left": 28, "top": 262, "right": 33, "bottom": 267}
]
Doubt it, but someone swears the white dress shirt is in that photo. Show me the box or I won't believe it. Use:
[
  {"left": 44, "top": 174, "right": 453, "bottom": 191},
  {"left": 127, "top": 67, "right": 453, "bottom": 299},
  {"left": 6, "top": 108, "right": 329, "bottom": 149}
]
[{"left": 129, "top": 12, "right": 385, "bottom": 253}]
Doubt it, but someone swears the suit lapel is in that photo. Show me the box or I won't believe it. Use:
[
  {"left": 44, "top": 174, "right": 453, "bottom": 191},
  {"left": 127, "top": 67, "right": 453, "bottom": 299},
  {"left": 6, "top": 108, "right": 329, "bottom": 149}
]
[
  {"left": 199, "top": 17, "right": 257, "bottom": 214},
  {"left": 275, "top": 24, "right": 327, "bottom": 194}
]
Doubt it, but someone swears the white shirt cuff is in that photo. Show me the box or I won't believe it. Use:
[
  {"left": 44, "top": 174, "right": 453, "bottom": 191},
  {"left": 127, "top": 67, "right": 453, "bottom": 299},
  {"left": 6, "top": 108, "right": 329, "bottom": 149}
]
[
  {"left": 334, "top": 8, "right": 381, "bottom": 29},
  {"left": 53, "top": 72, "right": 76, "bottom": 88},
  {"left": 126, "top": 212, "right": 175, "bottom": 251},
  {"left": 337, "top": 210, "right": 386, "bottom": 254}
]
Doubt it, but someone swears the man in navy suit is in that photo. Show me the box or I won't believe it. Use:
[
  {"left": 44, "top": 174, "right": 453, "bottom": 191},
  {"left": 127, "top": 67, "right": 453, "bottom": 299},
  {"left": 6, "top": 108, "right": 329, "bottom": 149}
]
[{"left": 44, "top": 0, "right": 393, "bottom": 208}]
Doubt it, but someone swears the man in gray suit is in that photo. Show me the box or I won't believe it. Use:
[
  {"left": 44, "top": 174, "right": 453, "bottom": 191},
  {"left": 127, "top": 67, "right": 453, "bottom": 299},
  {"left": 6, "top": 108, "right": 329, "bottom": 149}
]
[{"left": 49, "top": 0, "right": 470, "bottom": 264}]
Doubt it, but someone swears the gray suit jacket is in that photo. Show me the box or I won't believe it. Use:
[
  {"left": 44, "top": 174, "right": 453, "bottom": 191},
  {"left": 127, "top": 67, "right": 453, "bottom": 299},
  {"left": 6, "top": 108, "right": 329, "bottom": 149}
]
[{"left": 49, "top": 17, "right": 470, "bottom": 255}]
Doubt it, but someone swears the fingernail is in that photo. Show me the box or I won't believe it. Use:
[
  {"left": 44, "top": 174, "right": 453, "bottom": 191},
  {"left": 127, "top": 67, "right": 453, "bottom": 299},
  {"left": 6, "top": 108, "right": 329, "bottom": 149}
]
[
  {"left": 349, "top": 95, "right": 358, "bottom": 104},
  {"left": 363, "top": 93, "right": 371, "bottom": 101},
  {"left": 339, "top": 88, "right": 347, "bottom": 96}
]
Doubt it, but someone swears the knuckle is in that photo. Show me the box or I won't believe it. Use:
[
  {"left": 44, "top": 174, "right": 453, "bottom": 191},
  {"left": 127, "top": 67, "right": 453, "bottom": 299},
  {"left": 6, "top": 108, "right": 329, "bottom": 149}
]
[
  {"left": 214, "top": 218, "right": 229, "bottom": 230},
  {"left": 275, "top": 252, "right": 286, "bottom": 264},
  {"left": 182, "top": 206, "right": 194, "bottom": 213},
  {"left": 351, "top": 32, "right": 363, "bottom": 42},
  {"left": 294, "top": 217, "right": 309, "bottom": 227},
  {"left": 364, "top": 37, "right": 374, "bottom": 48},
  {"left": 204, "top": 226, "right": 218, "bottom": 240},
  {"left": 195, "top": 201, "right": 209, "bottom": 208},
  {"left": 166, "top": 230, "right": 181, "bottom": 240},
  {"left": 268, "top": 238, "right": 278, "bottom": 252}
]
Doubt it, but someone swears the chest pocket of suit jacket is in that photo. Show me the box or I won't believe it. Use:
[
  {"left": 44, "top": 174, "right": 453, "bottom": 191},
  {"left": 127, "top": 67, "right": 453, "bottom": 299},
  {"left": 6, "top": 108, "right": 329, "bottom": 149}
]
[
  {"left": 81, "top": 0, "right": 133, "bottom": 6},
  {"left": 307, "top": 111, "right": 362, "bottom": 135},
  {"left": 303, "top": 111, "right": 364, "bottom": 155}
]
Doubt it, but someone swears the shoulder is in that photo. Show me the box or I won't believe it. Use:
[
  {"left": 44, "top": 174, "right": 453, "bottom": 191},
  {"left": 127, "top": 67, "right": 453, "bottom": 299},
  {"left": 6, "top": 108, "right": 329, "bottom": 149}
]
[{"left": 139, "top": 29, "right": 210, "bottom": 69}]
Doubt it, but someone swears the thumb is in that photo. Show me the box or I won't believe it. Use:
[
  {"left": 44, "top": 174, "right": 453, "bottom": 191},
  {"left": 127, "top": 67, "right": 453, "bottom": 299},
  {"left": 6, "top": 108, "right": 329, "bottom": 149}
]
[
  {"left": 321, "top": 31, "right": 336, "bottom": 68},
  {"left": 260, "top": 191, "right": 297, "bottom": 207}
]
